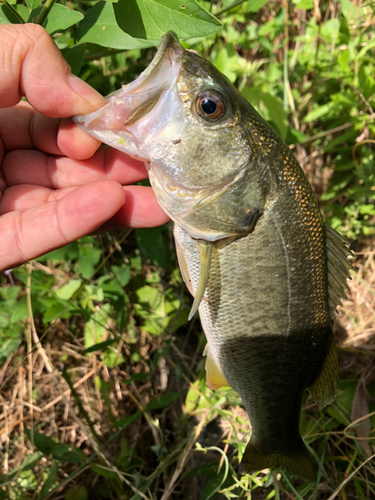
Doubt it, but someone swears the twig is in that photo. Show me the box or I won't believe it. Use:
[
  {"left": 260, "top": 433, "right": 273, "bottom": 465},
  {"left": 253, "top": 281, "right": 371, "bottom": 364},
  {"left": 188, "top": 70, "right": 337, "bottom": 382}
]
[
  {"left": 160, "top": 409, "right": 211, "bottom": 500},
  {"left": 26, "top": 264, "right": 34, "bottom": 448},
  {"left": 289, "top": 122, "right": 354, "bottom": 149},
  {"left": 217, "top": 406, "right": 238, "bottom": 474},
  {"left": 327, "top": 452, "right": 375, "bottom": 500},
  {"left": 41, "top": 361, "right": 104, "bottom": 411},
  {"left": 35, "top": 0, "right": 57, "bottom": 26},
  {"left": 216, "top": 0, "right": 247, "bottom": 16},
  {"left": 0, "top": 395, "right": 9, "bottom": 474},
  {"left": 0, "top": 0, "right": 24, "bottom": 23}
]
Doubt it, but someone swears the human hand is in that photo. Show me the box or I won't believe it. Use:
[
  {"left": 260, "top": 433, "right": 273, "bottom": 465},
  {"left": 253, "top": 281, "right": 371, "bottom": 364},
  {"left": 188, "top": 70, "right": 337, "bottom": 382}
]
[{"left": 0, "top": 24, "right": 169, "bottom": 273}]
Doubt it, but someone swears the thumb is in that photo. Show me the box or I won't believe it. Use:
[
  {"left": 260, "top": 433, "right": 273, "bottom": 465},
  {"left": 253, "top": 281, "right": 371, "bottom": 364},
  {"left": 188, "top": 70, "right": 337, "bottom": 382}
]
[{"left": 0, "top": 24, "right": 106, "bottom": 118}]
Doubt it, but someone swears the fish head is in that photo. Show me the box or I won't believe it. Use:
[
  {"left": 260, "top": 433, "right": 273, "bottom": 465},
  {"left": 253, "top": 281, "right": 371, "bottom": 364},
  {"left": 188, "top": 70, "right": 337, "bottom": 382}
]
[{"left": 74, "top": 32, "right": 274, "bottom": 240}]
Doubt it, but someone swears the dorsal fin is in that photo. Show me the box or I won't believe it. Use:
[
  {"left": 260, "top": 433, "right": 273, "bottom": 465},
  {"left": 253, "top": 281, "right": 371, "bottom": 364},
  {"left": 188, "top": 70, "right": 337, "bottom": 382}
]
[{"left": 325, "top": 224, "right": 353, "bottom": 318}]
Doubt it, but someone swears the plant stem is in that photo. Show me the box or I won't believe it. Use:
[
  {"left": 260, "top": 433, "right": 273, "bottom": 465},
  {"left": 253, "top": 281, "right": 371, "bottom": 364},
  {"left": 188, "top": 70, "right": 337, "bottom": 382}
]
[
  {"left": 216, "top": 0, "right": 248, "bottom": 16},
  {"left": 35, "top": 0, "right": 57, "bottom": 26},
  {"left": 0, "top": 0, "right": 25, "bottom": 23}
]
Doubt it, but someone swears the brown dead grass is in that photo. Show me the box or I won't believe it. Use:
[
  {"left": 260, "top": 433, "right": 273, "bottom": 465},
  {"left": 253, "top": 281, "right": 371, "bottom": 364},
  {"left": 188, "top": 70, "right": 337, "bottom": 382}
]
[{"left": 0, "top": 237, "right": 374, "bottom": 499}]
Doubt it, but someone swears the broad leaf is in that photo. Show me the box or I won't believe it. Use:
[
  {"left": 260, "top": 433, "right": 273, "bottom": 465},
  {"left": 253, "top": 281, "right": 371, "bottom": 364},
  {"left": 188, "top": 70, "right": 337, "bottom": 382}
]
[
  {"left": 0, "top": 4, "right": 23, "bottom": 24},
  {"left": 43, "top": 4, "right": 83, "bottom": 35},
  {"left": 146, "top": 392, "right": 181, "bottom": 410},
  {"left": 62, "top": 44, "right": 85, "bottom": 75},
  {"left": 75, "top": 2, "right": 155, "bottom": 50},
  {"left": 39, "top": 460, "right": 57, "bottom": 498},
  {"left": 25, "top": 0, "right": 40, "bottom": 10},
  {"left": 55, "top": 279, "right": 82, "bottom": 301},
  {"left": 135, "top": 226, "right": 167, "bottom": 268},
  {"left": 114, "top": 0, "right": 221, "bottom": 40},
  {"left": 248, "top": 0, "right": 269, "bottom": 13},
  {"left": 340, "top": 0, "right": 365, "bottom": 22}
]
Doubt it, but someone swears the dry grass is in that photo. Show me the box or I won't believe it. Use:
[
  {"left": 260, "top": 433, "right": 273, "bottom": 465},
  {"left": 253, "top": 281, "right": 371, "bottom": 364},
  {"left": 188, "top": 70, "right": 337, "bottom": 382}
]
[{"left": 0, "top": 236, "right": 374, "bottom": 499}]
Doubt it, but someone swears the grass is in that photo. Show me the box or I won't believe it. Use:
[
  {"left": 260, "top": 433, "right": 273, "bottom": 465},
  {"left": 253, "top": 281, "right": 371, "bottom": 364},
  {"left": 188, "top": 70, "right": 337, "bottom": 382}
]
[{"left": 0, "top": 238, "right": 374, "bottom": 499}]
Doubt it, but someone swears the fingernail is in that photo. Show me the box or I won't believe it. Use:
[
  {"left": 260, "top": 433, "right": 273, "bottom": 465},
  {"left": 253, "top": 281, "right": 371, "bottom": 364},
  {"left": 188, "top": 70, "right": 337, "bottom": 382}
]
[{"left": 67, "top": 73, "right": 106, "bottom": 109}]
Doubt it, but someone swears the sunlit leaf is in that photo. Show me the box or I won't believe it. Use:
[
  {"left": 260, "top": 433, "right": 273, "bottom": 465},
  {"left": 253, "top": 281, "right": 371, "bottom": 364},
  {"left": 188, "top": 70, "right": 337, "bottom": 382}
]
[
  {"left": 75, "top": 2, "right": 155, "bottom": 49},
  {"left": 55, "top": 279, "right": 82, "bottom": 301},
  {"left": 42, "top": 4, "right": 83, "bottom": 34},
  {"left": 248, "top": 0, "right": 269, "bottom": 13},
  {"left": 113, "top": 0, "right": 221, "bottom": 40}
]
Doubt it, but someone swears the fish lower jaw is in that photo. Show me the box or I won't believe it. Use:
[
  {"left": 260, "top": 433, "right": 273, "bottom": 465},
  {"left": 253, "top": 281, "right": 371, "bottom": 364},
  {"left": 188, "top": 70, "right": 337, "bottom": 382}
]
[{"left": 149, "top": 165, "right": 242, "bottom": 242}]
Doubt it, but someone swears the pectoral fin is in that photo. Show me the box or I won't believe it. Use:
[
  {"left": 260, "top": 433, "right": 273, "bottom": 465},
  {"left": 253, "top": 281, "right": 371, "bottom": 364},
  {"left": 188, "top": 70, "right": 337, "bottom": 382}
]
[
  {"left": 188, "top": 240, "right": 213, "bottom": 321},
  {"left": 204, "top": 345, "right": 230, "bottom": 390},
  {"left": 175, "top": 238, "right": 194, "bottom": 296}
]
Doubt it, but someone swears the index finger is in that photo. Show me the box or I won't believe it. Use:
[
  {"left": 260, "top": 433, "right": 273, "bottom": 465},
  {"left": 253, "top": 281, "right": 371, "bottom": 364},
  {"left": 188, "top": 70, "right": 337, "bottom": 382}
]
[{"left": 0, "top": 24, "right": 105, "bottom": 117}]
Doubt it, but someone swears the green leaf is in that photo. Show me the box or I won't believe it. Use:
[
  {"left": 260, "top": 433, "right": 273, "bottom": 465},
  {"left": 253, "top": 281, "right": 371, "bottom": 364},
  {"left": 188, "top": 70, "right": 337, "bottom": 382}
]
[
  {"left": 25, "top": 430, "right": 85, "bottom": 464},
  {"left": 62, "top": 44, "right": 85, "bottom": 76},
  {"left": 113, "top": 0, "right": 221, "bottom": 40},
  {"left": 261, "top": 93, "right": 288, "bottom": 139},
  {"left": 302, "top": 102, "right": 336, "bottom": 123},
  {"left": 247, "top": 0, "right": 269, "bottom": 13},
  {"left": 42, "top": 4, "right": 83, "bottom": 35},
  {"left": 39, "top": 460, "right": 57, "bottom": 498},
  {"left": 292, "top": 0, "right": 313, "bottom": 9},
  {"left": 84, "top": 303, "right": 112, "bottom": 350},
  {"left": 55, "top": 279, "right": 82, "bottom": 301},
  {"left": 90, "top": 464, "right": 118, "bottom": 479},
  {"left": 75, "top": 2, "right": 155, "bottom": 50},
  {"left": 65, "top": 486, "right": 88, "bottom": 500},
  {"left": 1, "top": 286, "right": 20, "bottom": 301},
  {"left": 146, "top": 392, "right": 180, "bottom": 410},
  {"left": 242, "top": 87, "right": 288, "bottom": 139},
  {"left": 0, "top": 4, "right": 21, "bottom": 24},
  {"left": 0, "top": 325, "right": 22, "bottom": 364},
  {"left": 112, "top": 410, "right": 143, "bottom": 429},
  {"left": 43, "top": 300, "right": 79, "bottom": 324},
  {"left": 135, "top": 227, "right": 167, "bottom": 268},
  {"left": 25, "top": 0, "right": 40, "bottom": 10},
  {"left": 111, "top": 264, "right": 131, "bottom": 286},
  {"left": 77, "top": 241, "right": 101, "bottom": 279},
  {"left": 340, "top": 0, "right": 364, "bottom": 22},
  {"left": 83, "top": 338, "right": 117, "bottom": 354},
  {"left": 215, "top": 43, "right": 238, "bottom": 83},
  {"left": 40, "top": 242, "right": 79, "bottom": 263},
  {"left": 102, "top": 348, "right": 125, "bottom": 368},
  {"left": 11, "top": 296, "right": 29, "bottom": 323}
]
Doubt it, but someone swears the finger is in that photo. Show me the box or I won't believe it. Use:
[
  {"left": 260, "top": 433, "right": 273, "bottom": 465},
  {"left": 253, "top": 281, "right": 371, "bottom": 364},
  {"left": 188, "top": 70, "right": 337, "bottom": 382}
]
[
  {"left": 3, "top": 147, "right": 148, "bottom": 188},
  {"left": 0, "top": 184, "right": 169, "bottom": 229},
  {"left": 0, "top": 180, "right": 125, "bottom": 272},
  {"left": 99, "top": 186, "right": 170, "bottom": 230},
  {"left": 0, "top": 102, "right": 100, "bottom": 159},
  {"left": 0, "top": 24, "right": 105, "bottom": 117}
]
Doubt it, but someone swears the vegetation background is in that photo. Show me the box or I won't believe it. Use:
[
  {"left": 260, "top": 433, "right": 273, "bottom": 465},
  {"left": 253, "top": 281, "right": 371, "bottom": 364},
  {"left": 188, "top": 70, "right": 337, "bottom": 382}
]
[{"left": 0, "top": 0, "right": 374, "bottom": 498}]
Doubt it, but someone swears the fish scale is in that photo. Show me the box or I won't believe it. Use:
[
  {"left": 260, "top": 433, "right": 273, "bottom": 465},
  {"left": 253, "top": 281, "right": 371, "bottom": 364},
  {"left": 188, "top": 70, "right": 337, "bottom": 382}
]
[{"left": 74, "top": 31, "right": 353, "bottom": 480}]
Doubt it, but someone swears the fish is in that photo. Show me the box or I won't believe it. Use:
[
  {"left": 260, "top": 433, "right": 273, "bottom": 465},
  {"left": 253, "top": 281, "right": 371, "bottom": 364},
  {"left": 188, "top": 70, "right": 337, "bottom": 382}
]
[{"left": 73, "top": 32, "right": 353, "bottom": 480}]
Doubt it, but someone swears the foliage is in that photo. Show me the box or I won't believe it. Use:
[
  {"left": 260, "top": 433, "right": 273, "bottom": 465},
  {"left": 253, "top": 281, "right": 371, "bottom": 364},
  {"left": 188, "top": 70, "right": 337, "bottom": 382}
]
[{"left": 0, "top": 0, "right": 375, "bottom": 499}]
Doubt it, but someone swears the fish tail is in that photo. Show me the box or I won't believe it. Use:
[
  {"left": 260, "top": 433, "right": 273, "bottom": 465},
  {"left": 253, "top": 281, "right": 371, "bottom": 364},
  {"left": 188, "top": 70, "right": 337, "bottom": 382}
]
[{"left": 241, "top": 436, "right": 316, "bottom": 481}]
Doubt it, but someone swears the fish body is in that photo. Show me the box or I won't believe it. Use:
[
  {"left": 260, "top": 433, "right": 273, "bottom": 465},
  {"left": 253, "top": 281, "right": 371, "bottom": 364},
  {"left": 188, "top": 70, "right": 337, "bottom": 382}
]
[{"left": 74, "top": 33, "right": 352, "bottom": 480}]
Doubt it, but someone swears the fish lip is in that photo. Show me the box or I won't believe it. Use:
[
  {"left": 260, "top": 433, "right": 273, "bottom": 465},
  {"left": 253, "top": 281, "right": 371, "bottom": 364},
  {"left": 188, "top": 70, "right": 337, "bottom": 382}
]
[
  {"left": 72, "top": 31, "right": 184, "bottom": 148},
  {"left": 145, "top": 31, "right": 181, "bottom": 75}
]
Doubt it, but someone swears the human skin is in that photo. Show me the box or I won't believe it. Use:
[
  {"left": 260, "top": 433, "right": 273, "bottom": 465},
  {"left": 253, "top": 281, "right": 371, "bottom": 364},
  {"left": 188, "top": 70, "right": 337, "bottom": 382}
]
[{"left": 0, "top": 23, "right": 169, "bottom": 272}]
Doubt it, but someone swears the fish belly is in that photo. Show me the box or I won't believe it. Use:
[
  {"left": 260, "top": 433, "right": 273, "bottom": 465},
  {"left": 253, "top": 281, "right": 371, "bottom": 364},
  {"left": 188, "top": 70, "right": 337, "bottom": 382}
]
[{"left": 173, "top": 202, "right": 331, "bottom": 460}]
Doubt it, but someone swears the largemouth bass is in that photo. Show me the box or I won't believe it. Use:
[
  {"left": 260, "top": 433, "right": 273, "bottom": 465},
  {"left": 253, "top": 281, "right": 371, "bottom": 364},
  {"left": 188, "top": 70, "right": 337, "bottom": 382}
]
[{"left": 74, "top": 32, "right": 352, "bottom": 480}]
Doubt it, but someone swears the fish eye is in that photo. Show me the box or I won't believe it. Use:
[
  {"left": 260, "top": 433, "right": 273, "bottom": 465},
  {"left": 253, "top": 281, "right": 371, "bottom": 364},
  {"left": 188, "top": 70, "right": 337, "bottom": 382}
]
[{"left": 196, "top": 91, "right": 226, "bottom": 121}]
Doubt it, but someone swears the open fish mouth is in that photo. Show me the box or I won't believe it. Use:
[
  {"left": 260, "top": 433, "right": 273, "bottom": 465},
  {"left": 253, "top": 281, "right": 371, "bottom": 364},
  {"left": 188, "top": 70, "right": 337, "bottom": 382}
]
[{"left": 73, "top": 31, "right": 183, "bottom": 157}]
